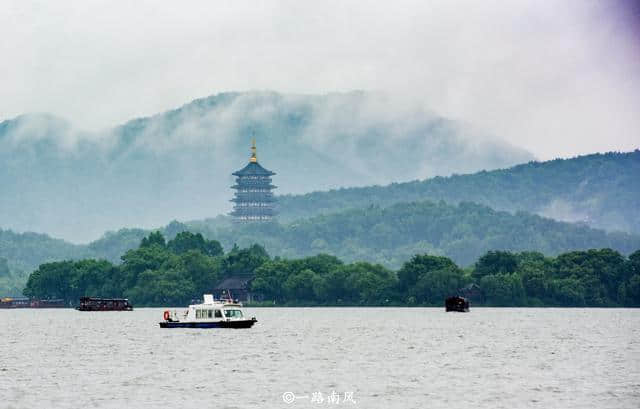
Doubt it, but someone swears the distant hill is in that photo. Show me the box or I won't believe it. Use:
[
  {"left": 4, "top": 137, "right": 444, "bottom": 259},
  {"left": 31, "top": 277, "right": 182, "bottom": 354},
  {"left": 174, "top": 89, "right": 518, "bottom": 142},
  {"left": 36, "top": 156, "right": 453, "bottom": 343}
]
[
  {"left": 0, "top": 91, "right": 531, "bottom": 242},
  {"left": 277, "top": 151, "right": 640, "bottom": 234},
  {"left": 0, "top": 229, "right": 88, "bottom": 274},
  {"left": 189, "top": 201, "right": 640, "bottom": 268}
]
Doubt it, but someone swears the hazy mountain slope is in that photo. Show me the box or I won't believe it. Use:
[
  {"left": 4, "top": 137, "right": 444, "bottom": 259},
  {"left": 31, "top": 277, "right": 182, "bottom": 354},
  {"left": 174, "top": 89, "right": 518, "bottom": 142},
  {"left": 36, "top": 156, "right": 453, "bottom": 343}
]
[
  {"left": 0, "top": 91, "right": 532, "bottom": 242},
  {"left": 0, "top": 229, "right": 89, "bottom": 275},
  {"left": 277, "top": 151, "right": 640, "bottom": 234}
]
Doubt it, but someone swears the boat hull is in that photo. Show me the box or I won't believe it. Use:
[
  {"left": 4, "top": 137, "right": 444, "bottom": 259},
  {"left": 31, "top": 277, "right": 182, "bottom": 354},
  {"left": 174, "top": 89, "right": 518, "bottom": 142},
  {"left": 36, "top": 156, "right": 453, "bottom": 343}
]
[{"left": 159, "top": 319, "right": 257, "bottom": 329}]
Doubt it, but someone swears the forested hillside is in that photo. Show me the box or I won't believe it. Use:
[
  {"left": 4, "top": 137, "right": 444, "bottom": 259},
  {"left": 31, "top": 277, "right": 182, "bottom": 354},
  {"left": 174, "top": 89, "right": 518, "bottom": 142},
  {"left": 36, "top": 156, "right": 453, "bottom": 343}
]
[
  {"left": 278, "top": 151, "right": 640, "bottom": 234},
  {"left": 191, "top": 201, "right": 640, "bottom": 268},
  {"left": 0, "top": 229, "right": 88, "bottom": 275},
  {"left": 0, "top": 229, "right": 90, "bottom": 296}
]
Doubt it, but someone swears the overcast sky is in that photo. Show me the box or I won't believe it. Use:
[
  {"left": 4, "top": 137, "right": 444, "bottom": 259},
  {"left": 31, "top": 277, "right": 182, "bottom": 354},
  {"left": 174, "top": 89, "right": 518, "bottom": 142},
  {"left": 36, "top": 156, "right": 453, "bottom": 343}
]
[{"left": 1, "top": 0, "right": 638, "bottom": 159}]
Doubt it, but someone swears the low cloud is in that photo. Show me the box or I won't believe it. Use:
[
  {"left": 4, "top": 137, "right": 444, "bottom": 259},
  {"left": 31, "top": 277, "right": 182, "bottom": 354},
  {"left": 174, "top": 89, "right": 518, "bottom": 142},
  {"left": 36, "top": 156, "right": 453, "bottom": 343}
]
[{"left": 1, "top": 1, "right": 638, "bottom": 160}]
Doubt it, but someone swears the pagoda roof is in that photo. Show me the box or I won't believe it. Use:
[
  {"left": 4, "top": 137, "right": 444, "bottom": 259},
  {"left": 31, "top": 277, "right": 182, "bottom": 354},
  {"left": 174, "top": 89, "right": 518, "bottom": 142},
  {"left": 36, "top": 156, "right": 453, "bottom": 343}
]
[
  {"left": 231, "top": 184, "right": 277, "bottom": 190},
  {"left": 232, "top": 161, "right": 276, "bottom": 177}
]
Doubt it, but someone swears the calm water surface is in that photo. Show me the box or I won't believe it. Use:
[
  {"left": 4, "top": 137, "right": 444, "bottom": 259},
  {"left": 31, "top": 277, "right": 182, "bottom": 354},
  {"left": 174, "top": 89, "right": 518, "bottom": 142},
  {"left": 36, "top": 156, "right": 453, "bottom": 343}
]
[{"left": 1, "top": 308, "right": 639, "bottom": 409}]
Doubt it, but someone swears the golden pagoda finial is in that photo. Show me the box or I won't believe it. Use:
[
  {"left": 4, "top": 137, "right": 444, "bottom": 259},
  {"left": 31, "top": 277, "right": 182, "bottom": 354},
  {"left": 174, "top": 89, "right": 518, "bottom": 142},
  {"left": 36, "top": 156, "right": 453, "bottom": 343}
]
[{"left": 250, "top": 137, "right": 257, "bottom": 162}]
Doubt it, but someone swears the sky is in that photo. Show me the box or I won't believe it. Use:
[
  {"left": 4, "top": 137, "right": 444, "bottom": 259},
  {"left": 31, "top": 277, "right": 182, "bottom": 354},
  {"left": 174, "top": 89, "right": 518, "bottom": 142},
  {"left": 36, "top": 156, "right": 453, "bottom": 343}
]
[{"left": 1, "top": 0, "right": 639, "bottom": 159}]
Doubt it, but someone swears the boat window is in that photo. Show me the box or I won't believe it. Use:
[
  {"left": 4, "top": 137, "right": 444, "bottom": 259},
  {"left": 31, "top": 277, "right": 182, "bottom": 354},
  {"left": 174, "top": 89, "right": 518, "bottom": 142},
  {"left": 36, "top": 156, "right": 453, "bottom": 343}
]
[
  {"left": 207, "top": 310, "right": 213, "bottom": 318},
  {"left": 196, "top": 309, "right": 201, "bottom": 319},
  {"left": 224, "top": 309, "right": 243, "bottom": 318},
  {"left": 215, "top": 309, "right": 222, "bottom": 318}
]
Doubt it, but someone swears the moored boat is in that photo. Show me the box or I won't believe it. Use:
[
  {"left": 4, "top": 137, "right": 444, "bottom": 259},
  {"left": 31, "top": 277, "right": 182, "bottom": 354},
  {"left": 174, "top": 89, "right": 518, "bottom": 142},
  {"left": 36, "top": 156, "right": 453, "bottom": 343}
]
[
  {"left": 0, "top": 297, "right": 66, "bottom": 308},
  {"left": 160, "top": 294, "right": 257, "bottom": 328},
  {"left": 445, "top": 296, "right": 470, "bottom": 312},
  {"left": 76, "top": 297, "right": 133, "bottom": 311}
]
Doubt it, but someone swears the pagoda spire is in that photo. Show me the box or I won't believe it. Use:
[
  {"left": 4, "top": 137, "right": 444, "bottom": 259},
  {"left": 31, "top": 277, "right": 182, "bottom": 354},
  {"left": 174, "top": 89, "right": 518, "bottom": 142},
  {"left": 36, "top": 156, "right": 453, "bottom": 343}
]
[{"left": 250, "top": 138, "right": 257, "bottom": 163}]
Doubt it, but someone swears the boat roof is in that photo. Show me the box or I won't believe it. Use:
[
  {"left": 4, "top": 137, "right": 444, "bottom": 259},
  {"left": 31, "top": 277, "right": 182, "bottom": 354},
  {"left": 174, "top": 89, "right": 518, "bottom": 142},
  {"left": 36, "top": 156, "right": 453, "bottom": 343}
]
[
  {"left": 189, "top": 294, "right": 242, "bottom": 309},
  {"left": 79, "top": 297, "right": 129, "bottom": 301}
]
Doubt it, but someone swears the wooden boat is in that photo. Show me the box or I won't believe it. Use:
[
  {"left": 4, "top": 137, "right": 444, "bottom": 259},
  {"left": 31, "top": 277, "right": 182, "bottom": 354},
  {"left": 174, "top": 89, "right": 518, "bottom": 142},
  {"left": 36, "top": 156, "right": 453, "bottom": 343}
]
[
  {"left": 76, "top": 297, "right": 133, "bottom": 311},
  {"left": 445, "top": 296, "right": 470, "bottom": 312}
]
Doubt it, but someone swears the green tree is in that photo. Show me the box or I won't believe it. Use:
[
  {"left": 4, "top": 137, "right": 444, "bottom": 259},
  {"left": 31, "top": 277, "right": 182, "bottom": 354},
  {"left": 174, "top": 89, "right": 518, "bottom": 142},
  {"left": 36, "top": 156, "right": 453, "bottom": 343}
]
[
  {"left": 223, "top": 244, "right": 269, "bottom": 276},
  {"left": 342, "top": 262, "right": 396, "bottom": 304},
  {"left": 283, "top": 269, "right": 318, "bottom": 301},
  {"left": 397, "top": 254, "right": 459, "bottom": 293},
  {"left": 411, "top": 266, "right": 466, "bottom": 305},
  {"left": 624, "top": 250, "right": 640, "bottom": 306},
  {"left": 473, "top": 251, "right": 518, "bottom": 280},
  {"left": 70, "top": 259, "right": 116, "bottom": 300},
  {"left": 120, "top": 245, "right": 174, "bottom": 289},
  {"left": 552, "top": 249, "right": 626, "bottom": 306},
  {"left": 548, "top": 278, "right": 586, "bottom": 306},
  {"left": 625, "top": 274, "right": 640, "bottom": 306},
  {"left": 140, "top": 231, "right": 166, "bottom": 248},
  {"left": 312, "top": 267, "right": 350, "bottom": 303},
  {"left": 520, "top": 264, "right": 548, "bottom": 300},
  {"left": 167, "top": 231, "right": 223, "bottom": 257},
  {"left": 251, "top": 259, "right": 294, "bottom": 302},
  {"left": 23, "top": 261, "right": 75, "bottom": 301},
  {"left": 126, "top": 269, "right": 195, "bottom": 306},
  {"left": 480, "top": 273, "right": 525, "bottom": 306},
  {"left": 174, "top": 250, "right": 223, "bottom": 294}
]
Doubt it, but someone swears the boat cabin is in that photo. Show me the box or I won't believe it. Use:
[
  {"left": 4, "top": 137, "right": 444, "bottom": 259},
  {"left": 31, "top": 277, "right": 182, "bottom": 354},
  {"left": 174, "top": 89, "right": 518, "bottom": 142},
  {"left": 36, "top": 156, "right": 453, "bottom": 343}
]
[{"left": 167, "top": 294, "right": 245, "bottom": 322}]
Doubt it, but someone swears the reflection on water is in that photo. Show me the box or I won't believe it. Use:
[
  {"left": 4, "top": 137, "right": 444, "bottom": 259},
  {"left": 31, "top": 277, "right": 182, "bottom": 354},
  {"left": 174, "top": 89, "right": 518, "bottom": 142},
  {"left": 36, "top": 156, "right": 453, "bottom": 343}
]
[{"left": 1, "top": 308, "right": 639, "bottom": 408}]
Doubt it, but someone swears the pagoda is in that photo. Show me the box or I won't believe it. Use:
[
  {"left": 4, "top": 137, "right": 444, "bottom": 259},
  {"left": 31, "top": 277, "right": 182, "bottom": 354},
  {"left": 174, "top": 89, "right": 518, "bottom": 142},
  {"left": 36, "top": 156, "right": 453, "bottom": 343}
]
[{"left": 230, "top": 139, "right": 277, "bottom": 222}]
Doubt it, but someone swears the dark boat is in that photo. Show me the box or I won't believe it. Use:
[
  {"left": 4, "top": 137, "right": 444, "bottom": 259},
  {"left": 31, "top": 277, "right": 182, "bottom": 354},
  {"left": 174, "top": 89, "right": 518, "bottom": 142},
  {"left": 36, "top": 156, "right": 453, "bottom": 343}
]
[
  {"left": 445, "top": 296, "right": 470, "bottom": 312},
  {"left": 76, "top": 297, "right": 133, "bottom": 311}
]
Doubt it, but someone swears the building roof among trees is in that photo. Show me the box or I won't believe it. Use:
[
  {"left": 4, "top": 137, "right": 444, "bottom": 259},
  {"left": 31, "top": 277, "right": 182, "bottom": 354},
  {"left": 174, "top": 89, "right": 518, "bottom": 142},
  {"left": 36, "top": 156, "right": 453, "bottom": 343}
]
[{"left": 214, "top": 276, "right": 252, "bottom": 290}]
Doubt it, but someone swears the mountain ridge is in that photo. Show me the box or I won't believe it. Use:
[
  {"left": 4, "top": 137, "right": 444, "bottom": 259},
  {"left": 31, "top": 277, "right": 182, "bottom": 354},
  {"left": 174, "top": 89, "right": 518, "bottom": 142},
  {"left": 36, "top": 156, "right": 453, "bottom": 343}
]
[
  {"left": 277, "top": 150, "right": 640, "bottom": 234},
  {"left": 0, "top": 90, "right": 532, "bottom": 242}
]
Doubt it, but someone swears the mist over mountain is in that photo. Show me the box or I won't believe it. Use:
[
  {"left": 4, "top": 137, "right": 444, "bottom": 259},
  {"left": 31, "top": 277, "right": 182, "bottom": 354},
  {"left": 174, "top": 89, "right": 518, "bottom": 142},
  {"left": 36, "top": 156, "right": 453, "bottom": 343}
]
[{"left": 0, "top": 91, "right": 532, "bottom": 242}]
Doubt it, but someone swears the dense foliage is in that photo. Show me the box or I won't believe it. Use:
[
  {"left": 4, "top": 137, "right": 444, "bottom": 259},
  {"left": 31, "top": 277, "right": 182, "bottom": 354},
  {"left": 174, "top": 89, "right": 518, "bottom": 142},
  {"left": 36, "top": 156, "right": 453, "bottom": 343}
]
[
  {"left": 22, "top": 232, "right": 640, "bottom": 307},
  {"left": 23, "top": 232, "right": 230, "bottom": 306},
  {"left": 278, "top": 151, "right": 640, "bottom": 234}
]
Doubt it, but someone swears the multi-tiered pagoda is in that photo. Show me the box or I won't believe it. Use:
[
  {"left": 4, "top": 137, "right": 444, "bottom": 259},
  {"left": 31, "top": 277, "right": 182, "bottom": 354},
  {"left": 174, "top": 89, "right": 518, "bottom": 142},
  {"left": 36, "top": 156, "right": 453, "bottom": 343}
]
[{"left": 230, "top": 140, "right": 277, "bottom": 222}]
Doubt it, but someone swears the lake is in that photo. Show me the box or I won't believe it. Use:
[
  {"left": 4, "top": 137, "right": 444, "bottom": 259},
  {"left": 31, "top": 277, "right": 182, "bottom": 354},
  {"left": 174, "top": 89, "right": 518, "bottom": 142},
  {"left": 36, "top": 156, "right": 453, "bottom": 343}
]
[{"left": 1, "top": 308, "right": 638, "bottom": 408}]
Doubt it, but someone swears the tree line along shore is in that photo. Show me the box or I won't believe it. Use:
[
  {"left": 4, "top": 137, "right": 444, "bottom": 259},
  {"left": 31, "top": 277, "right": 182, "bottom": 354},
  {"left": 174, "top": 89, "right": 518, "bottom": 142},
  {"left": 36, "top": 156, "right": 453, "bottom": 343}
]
[{"left": 21, "top": 231, "right": 640, "bottom": 307}]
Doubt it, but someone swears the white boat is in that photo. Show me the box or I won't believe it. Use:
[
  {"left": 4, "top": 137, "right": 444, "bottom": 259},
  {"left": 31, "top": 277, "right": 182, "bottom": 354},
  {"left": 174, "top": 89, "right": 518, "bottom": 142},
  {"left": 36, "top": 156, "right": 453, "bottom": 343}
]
[{"left": 159, "top": 294, "right": 257, "bottom": 329}]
